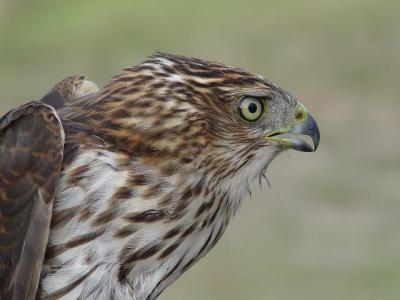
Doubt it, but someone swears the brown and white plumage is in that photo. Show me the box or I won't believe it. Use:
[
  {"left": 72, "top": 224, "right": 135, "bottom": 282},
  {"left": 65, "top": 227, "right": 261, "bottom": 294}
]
[
  {"left": 0, "top": 53, "right": 319, "bottom": 299},
  {"left": 0, "top": 75, "right": 98, "bottom": 299}
]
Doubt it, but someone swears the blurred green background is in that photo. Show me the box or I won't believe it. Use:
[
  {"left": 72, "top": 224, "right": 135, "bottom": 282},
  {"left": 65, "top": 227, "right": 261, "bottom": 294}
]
[{"left": 1, "top": 0, "right": 399, "bottom": 299}]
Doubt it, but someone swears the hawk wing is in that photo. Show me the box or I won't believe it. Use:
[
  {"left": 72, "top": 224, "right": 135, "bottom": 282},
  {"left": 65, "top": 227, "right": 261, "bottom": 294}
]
[
  {"left": 0, "top": 102, "right": 65, "bottom": 299},
  {"left": 41, "top": 74, "right": 99, "bottom": 109}
]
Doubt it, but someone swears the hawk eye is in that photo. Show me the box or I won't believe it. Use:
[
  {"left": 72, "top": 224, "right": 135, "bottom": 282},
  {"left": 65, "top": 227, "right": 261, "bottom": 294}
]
[{"left": 239, "top": 96, "right": 264, "bottom": 122}]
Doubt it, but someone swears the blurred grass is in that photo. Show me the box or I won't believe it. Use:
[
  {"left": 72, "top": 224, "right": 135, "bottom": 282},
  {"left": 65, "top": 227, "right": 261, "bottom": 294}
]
[{"left": 1, "top": 1, "right": 399, "bottom": 299}]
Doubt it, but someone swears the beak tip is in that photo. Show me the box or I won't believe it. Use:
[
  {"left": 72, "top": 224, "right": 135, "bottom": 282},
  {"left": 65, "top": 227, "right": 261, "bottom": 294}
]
[
  {"left": 313, "top": 136, "right": 320, "bottom": 152},
  {"left": 308, "top": 113, "right": 320, "bottom": 152}
]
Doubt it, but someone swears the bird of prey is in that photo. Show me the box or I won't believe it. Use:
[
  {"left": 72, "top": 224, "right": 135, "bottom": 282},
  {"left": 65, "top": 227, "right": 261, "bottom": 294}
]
[{"left": 0, "top": 53, "right": 319, "bottom": 300}]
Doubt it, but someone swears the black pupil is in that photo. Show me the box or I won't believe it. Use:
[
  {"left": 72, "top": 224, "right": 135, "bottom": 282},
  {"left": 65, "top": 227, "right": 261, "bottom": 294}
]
[{"left": 248, "top": 102, "right": 258, "bottom": 114}]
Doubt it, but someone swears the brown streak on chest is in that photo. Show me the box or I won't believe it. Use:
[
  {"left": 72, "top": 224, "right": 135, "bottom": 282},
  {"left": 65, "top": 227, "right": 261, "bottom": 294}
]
[
  {"left": 50, "top": 206, "right": 79, "bottom": 229},
  {"left": 66, "top": 164, "right": 90, "bottom": 186},
  {"left": 124, "top": 209, "right": 166, "bottom": 223},
  {"left": 113, "top": 224, "right": 139, "bottom": 239},
  {"left": 46, "top": 228, "right": 105, "bottom": 260},
  {"left": 92, "top": 209, "right": 118, "bottom": 227},
  {"left": 118, "top": 243, "right": 164, "bottom": 282},
  {"left": 158, "top": 242, "right": 181, "bottom": 259}
]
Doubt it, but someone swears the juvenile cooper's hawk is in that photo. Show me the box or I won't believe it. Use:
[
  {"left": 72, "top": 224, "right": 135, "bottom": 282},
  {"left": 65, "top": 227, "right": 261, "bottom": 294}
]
[{"left": 0, "top": 53, "right": 319, "bottom": 299}]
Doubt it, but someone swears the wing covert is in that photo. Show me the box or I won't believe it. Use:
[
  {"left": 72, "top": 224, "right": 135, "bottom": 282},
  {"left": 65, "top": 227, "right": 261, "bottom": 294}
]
[{"left": 40, "top": 74, "right": 99, "bottom": 109}]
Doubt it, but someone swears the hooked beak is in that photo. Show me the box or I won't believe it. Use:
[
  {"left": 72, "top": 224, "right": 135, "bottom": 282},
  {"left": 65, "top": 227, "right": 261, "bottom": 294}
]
[{"left": 264, "top": 106, "right": 320, "bottom": 152}]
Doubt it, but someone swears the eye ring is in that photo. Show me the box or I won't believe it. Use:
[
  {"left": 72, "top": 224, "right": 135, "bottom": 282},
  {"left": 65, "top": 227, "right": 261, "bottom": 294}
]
[{"left": 238, "top": 96, "right": 264, "bottom": 122}]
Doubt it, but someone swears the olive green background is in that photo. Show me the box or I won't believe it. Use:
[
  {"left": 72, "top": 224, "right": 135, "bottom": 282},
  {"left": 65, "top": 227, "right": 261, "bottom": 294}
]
[{"left": 1, "top": 1, "right": 399, "bottom": 299}]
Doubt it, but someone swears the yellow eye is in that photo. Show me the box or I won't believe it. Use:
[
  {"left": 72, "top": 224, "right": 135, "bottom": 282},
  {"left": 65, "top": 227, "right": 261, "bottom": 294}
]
[{"left": 239, "top": 97, "right": 264, "bottom": 122}]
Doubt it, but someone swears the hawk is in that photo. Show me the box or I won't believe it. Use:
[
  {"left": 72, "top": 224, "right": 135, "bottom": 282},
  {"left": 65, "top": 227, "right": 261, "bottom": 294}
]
[{"left": 0, "top": 53, "right": 319, "bottom": 299}]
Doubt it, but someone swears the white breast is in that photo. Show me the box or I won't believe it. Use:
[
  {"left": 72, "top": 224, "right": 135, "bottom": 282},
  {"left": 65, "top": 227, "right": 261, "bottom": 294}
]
[{"left": 40, "top": 149, "right": 232, "bottom": 299}]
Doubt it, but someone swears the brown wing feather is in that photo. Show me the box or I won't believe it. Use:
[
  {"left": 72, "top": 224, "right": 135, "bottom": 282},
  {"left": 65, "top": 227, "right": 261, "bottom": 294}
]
[
  {"left": 40, "top": 74, "right": 86, "bottom": 109},
  {"left": 0, "top": 102, "right": 64, "bottom": 300},
  {"left": 40, "top": 74, "right": 99, "bottom": 109}
]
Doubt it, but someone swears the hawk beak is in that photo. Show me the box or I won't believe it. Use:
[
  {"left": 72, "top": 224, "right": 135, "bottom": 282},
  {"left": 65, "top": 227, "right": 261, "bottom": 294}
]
[
  {"left": 264, "top": 105, "right": 320, "bottom": 152},
  {"left": 287, "top": 112, "right": 320, "bottom": 152}
]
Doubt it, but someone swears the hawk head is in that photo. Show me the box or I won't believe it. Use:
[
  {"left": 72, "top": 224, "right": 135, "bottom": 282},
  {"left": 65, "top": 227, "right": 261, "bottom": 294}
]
[{"left": 63, "top": 52, "right": 319, "bottom": 212}]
